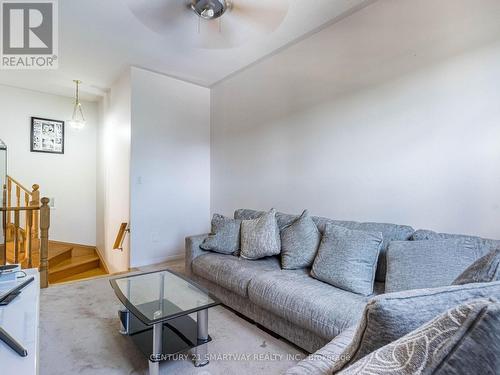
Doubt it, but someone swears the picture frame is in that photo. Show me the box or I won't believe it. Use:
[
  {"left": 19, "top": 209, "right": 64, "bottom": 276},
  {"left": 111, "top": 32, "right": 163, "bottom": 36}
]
[{"left": 30, "top": 117, "right": 65, "bottom": 154}]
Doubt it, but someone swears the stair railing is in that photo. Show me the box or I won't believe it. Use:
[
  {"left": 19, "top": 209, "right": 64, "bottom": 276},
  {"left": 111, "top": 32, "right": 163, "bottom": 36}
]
[
  {"left": 5, "top": 176, "right": 40, "bottom": 243},
  {"left": 1, "top": 179, "right": 50, "bottom": 288}
]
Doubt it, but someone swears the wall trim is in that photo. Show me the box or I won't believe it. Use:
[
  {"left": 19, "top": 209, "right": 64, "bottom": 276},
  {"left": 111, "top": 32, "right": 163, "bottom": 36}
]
[
  {"left": 95, "top": 246, "right": 111, "bottom": 274},
  {"left": 130, "top": 252, "right": 185, "bottom": 269}
]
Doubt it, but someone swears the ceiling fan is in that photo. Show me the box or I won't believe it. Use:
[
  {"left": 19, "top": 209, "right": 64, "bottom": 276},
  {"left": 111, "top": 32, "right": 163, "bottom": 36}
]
[{"left": 125, "top": 0, "right": 289, "bottom": 49}]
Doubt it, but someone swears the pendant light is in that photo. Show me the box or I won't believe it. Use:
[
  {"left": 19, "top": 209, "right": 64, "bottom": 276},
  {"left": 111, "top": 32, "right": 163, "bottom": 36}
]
[{"left": 68, "top": 80, "right": 86, "bottom": 130}]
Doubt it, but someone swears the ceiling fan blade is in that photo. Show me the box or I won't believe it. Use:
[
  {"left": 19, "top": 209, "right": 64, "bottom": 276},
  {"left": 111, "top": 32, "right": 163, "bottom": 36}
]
[
  {"left": 230, "top": 0, "right": 289, "bottom": 33},
  {"left": 190, "top": 0, "right": 289, "bottom": 50},
  {"left": 124, "top": 0, "right": 290, "bottom": 49},
  {"left": 124, "top": 0, "right": 191, "bottom": 35}
]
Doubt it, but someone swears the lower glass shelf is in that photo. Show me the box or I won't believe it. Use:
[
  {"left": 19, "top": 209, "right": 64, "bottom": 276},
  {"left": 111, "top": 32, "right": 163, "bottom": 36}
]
[{"left": 123, "top": 308, "right": 212, "bottom": 362}]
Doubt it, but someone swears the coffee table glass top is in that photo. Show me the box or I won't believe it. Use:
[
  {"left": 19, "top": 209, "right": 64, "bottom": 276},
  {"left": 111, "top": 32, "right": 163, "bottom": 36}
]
[{"left": 110, "top": 270, "right": 219, "bottom": 325}]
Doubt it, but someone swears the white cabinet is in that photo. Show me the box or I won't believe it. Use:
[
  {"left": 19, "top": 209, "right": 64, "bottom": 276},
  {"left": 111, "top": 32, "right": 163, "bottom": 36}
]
[{"left": 0, "top": 269, "right": 40, "bottom": 374}]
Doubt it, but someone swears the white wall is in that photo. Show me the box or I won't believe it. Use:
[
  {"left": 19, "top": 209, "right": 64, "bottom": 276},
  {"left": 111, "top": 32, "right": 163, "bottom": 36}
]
[
  {"left": 97, "top": 71, "right": 131, "bottom": 273},
  {"left": 0, "top": 84, "right": 97, "bottom": 245},
  {"left": 211, "top": 0, "right": 500, "bottom": 239},
  {"left": 130, "top": 67, "right": 210, "bottom": 267}
]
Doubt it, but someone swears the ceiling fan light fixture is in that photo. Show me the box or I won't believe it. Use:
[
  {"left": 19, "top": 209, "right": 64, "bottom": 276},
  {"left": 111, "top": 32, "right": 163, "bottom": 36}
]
[{"left": 191, "top": 0, "right": 228, "bottom": 20}]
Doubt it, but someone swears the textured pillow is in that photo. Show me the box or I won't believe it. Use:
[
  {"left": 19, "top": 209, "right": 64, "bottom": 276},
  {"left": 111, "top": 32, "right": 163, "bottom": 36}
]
[
  {"left": 234, "top": 209, "right": 415, "bottom": 282},
  {"left": 326, "top": 281, "right": 500, "bottom": 373},
  {"left": 280, "top": 210, "right": 321, "bottom": 270},
  {"left": 350, "top": 282, "right": 500, "bottom": 367},
  {"left": 338, "top": 299, "right": 498, "bottom": 375},
  {"left": 453, "top": 248, "right": 500, "bottom": 285},
  {"left": 200, "top": 214, "right": 241, "bottom": 255},
  {"left": 385, "top": 239, "right": 482, "bottom": 293},
  {"left": 311, "top": 224, "right": 382, "bottom": 296},
  {"left": 240, "top": 208, "right": 281, "bottom": 260}
]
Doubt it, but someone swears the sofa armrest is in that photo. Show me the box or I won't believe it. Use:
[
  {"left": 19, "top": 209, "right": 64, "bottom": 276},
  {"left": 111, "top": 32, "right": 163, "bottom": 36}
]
[
  {"left": 185, "top": 234, "right": 210, "bottom": 276},
  {"left": 285, "top": 326, "right": 356, "bottom": 375}
]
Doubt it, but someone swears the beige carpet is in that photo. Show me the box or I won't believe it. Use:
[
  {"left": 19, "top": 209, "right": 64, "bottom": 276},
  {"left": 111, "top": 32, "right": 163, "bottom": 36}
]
[{"left": 40, "top": 265, "right": 304, "bottom": 375}]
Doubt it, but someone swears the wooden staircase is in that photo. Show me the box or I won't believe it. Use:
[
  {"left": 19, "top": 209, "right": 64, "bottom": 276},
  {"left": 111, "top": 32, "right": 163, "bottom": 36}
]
[
  {"left": 2, "top": 175, "right": 108, "bottom": 286},
  {"left": 4, "top": 240, "right": 108, "bottom": 284},
  {"left": 47, "top": 242, "right": 107, "bottom": 284}
]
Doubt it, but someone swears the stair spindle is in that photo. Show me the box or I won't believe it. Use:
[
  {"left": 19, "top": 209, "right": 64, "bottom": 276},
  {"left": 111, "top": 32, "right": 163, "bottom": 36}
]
[
  {"left": 31, "top": 184, "right": 40, "bottom": 240},
  {"left": 6, "top": 178, "right": 11, "bottom": 228},
  {"left": 14, "top": 210, "right": 19, "bottom": 263},
  {"left": 16, "top": 185, "right": 20, "bottom": 208},
  {"left": 1, "top": 185, "right": 6, "bottom": 265},
  {"left": 24, "top": 192, "right": 29, "bottom": 236},
  {"left": 39, "top": 197, "right": 50, "bottom": 288},
  {"left": 27, "top": 208, "right": 33, "bottom": 268}
]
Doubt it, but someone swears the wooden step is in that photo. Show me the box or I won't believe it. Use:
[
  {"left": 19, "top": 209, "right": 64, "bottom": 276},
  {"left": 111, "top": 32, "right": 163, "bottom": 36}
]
[
  {"left": 5, "top": 238, "right": 109, "bottom": 284},
  {"left": 48, "top": 245, "right": 73, "bottom": 268},
  {"left": 48, "top": 254, "right": 101, "bottom": 283},
  {"left": 51, "top": 268, "right": 108, "bottom": 284}
]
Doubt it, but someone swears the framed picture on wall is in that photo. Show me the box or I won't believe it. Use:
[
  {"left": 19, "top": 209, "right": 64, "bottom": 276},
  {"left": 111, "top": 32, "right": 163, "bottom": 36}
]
[{"left": 30, "top": 117, "right": 65, "bottom": 154}]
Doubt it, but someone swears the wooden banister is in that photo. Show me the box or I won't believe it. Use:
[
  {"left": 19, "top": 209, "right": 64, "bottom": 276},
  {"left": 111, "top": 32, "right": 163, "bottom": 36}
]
[
  {"left": 7, "top": 175, "right": 32, "bottom": 195},
  {"left": 1, "top": 177, "right": 49, "bottom": 288},
  {"left": 0, "top": 206, "right": 41, "bottom": 212}
]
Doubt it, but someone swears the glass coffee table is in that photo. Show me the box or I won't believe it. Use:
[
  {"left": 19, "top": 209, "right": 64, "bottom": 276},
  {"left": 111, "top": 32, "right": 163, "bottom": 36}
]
[{"left": 110, "top": 270, "right": 220, "bottom": 375}]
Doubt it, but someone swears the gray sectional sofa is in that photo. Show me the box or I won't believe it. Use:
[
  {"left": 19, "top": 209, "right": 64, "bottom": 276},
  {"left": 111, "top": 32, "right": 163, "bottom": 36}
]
[{"left": 185, "top": 209, "right": 500, "bottom": 374}]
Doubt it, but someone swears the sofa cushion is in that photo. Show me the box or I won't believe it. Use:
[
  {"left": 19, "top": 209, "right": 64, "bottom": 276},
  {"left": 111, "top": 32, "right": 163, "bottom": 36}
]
[
  {"left": 385, "top": 239, "right": 482, "bottom": 293},
  {"left": 247, "top": 269, "right": 382, "bottom": 339},
  {"left": 338, "top": 299, "right": 498, "bottom": 375},
  {"left": 411, "top": 229, "right": 500, "bottom": 254},
  {"left": 453, "top": 248, "right": 500, "bottom": 285},
  {"left": 192, "top": 253, "right": 280, "bottom": 297},
  {"left": 281, "top": 210, "right": 321, "bottom": 270},
  {"left": 234, "top": 209, "right": 414, "bottom": 282},
  {"left": 200, "top": 214, "right": 241, "bottom": 255},
  {"left": 333, "top": 280, "right": 500, "bottom": 371},
  {"left": 240, "top": 208, "right": 281, "bottom": 260},
  {"left": 311, "top": 224, "right": 383, "bottom": 296}
]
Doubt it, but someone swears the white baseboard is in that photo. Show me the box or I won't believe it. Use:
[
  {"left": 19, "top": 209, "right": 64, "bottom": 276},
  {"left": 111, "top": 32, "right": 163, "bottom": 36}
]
[{"left": 130, "top": 252, "right": 185, "bottom": 269}]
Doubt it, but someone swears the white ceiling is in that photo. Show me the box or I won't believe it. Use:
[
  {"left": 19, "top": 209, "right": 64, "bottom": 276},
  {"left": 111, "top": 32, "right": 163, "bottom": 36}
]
[{"left": 0, "top": 0, "right": 371, "bottom": 101}]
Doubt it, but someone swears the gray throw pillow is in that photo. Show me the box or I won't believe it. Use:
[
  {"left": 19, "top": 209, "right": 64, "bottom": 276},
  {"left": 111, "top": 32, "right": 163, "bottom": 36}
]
[
  {"left": 328, "top": 280, "right": 500, "bottom": 373},
  {"left": 385, "top": 239, "right": 482, "bottom": 293},
  {"left": 280, "top": 210, "right": 321, "bottom": 270},
  {"left": 338, "top": 299, "right": 499, "bottom": 375},
  {"left": 311, "top": 224, "right": 382, "bottom": 296},
  {"left": 240, "top": 208, "right": 281, "bottom": 260},
  {"left": 453, "top": 248, "right": 500, "bottom": 285},
  {"left": 200, "top": 214, "right": 241, "bottom": 255},
  {"left": 234, "top": 208, "right": 415, "bottom": 282}
]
